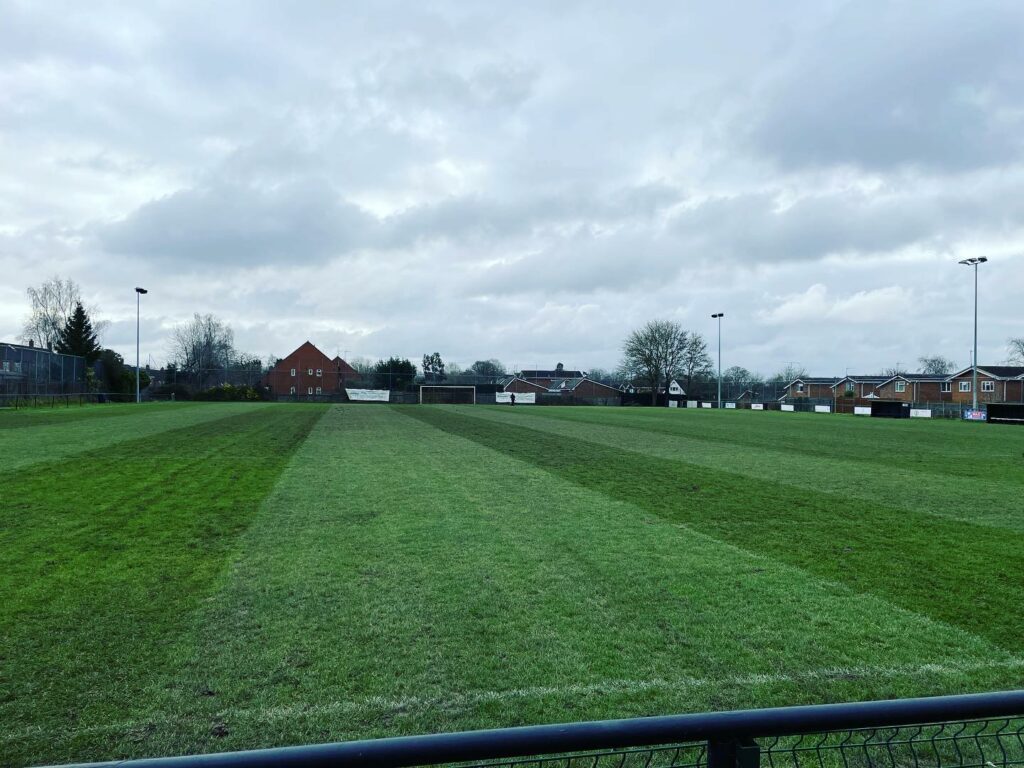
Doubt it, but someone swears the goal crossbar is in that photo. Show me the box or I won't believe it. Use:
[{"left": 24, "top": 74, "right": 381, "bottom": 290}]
[{"left": 419, "top": 385, "right": 477, "bottom": 405}]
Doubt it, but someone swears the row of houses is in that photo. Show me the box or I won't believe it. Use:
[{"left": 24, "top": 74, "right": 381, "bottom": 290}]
[
  {"left": 259, "top": 344, "right": 625, "bottom": 401},
  {"left": 781, "top": 367, "right": 1024, "bottom": 404}
]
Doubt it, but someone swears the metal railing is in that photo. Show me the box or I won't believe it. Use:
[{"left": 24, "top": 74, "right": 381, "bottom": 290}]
[{"left": 50, "top": 690, "right": 1024, "bottom": 768}]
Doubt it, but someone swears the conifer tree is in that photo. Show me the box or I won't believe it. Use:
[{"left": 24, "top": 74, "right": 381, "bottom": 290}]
[{"left": 55, "top": 302, "right": 101, "bottom": 363}]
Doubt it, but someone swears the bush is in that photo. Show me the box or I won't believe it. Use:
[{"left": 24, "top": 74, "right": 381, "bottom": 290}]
[{"left": 194, "top": 384, "right": 270, "bottom": 402}]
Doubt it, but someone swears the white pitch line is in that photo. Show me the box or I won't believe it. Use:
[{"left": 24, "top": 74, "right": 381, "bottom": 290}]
[{"left": 7, "top": 657, "right": 1024, "bottom": 744}]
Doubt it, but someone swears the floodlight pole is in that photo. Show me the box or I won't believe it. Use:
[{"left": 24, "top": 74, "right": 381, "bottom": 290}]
[
  {"left": 711, "top": 313, "right": 724, "bottom": 408},
  {"left": 958, "top": 258, "right": 987, "bottom": 411},
  {"left": 135, "top": 287, "right": 148, "bottom": 403}
]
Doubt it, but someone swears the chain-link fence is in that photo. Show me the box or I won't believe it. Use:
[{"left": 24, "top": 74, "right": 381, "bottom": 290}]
[{"left": 1, "top": 343, "right": 88, "bottom": 396}]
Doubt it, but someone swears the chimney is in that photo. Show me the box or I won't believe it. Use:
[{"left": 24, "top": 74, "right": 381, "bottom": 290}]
[{"left": 29, "top": 339, "right": 34, "bottom": 348}]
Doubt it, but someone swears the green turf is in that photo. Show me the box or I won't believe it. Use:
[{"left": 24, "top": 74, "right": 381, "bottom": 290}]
[{"left": 2, "top": 403, "right": 1023, "bottom": 766}]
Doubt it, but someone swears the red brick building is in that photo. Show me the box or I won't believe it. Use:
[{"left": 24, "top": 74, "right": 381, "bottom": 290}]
[
  {"left": 946, "top": 366, "right": 1024, "bottom": 404},
  {"left": 873, "top": 373, "right": 949, "bottom": 402},
  {"left": 263, "top": 341, "right": 359, "bottom": 399}
]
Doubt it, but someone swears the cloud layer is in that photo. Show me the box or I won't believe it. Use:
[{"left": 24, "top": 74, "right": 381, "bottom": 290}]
[{"left": 2, "top": 1, "right": 1023, "bottom": 375}]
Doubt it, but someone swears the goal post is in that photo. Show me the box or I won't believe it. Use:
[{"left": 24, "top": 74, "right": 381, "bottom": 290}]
[{"left": 419, "top": 385, "right": 477, "bottom": 405}]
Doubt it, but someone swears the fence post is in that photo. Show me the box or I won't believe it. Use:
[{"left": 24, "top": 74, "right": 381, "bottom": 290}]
[{"left": 708, "top": 739, "right": 760, "bottom": 768}]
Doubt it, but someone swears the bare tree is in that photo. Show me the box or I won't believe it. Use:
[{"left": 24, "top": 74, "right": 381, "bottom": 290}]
[
  {"left": 918, "top": 355, "right": 955, "bottom": 375},
  {"left": 621, "top": 320, "right": 690, "bottom": 405},
  {"left": 1009, "top": 338, "right": 1024, "bottom": 364},
  {"left": 680, "top": 332, "right": 713, "bottom": 395},
  {"left": 22, "top": 276, "right": 82, "bottom": 349},
  {"left": 168, "top": 313, "right": 235, "bottom": 390},
  {"left": 771, "top": 363, "right": 808, "bottom": 382}
]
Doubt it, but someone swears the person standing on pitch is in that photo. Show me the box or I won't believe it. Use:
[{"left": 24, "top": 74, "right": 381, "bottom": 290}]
[{"left": 510, "top": 392, "right": 516, "bottom": 406}]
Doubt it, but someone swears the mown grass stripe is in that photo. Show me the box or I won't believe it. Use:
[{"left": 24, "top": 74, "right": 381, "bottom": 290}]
[
  {"left": 404, "top": 406, "right": 1024, "bottom": 653},
  {"left": 501, "top": 406, "right": 1024, "bottom": 484},
  {"left": 459, "top": 406, "right": 1024, "bottom": 533},
  {"left": 0, "top": 404, "right": 326, "bottom": 768},
  {"left": 0, "top": 402, "right": 277, "bottom": 474}
]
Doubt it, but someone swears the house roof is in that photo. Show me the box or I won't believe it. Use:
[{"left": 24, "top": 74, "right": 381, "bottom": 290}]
[
  {"left": 948, "top": 365, "right": 1024, "bottom": 380},
  {"left": 521, "top": 368, "right": 586, "bottom": 379},
  {"left": 831, "top": 375, "right": 887, "bottom": 388},
  {"left": 876, "top": 373, "right": 948, "bottom": 387},
  {"left": 550, "top": 377, "right": 620, "bottom": 394},
  {"left": 786, "top": 377, "right": 842, "bottom": 387},
  {"left": 501, "top": 377, "right": 548, "bottom": 393}
]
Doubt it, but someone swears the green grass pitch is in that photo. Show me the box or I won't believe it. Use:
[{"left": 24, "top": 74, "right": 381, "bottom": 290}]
[{"left": 2, "top": 402, "right": 1024, "bottom": 766}]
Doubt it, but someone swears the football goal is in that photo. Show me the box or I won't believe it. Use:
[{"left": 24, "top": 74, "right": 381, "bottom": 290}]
[{"left": 419, "top": 386, "right": 476, "bottom": 404}]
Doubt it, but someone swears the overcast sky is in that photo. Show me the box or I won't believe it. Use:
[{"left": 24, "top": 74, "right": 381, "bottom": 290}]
[{"left": 3, "top": 1, "right": 1024, "bottom": 376}]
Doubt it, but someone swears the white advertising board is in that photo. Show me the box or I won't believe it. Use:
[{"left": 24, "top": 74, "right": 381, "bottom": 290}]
[
  {"left": 854, "top": 406, "right": 872, "bottom": 416},
  {"left": 910, "top": 408, "right": 932, "bottom": 418},
  {"left": 781, "top": 404, "right": 795, "bottom": 412},
  {"left": 751, "top": 403, "right": 764, "bottom": 410},
  {"left": 496, "top": 392, "right": 536, "bottom": 404},
  {"left": 725, "top": 402, "right": 737, "bottom": 409},
  {"left": 346, "top": 389, "right": 390, "bottom": 402},
  {"left": 814, "top": 405, "right": 831, "bottom": 414},
  {"left": 701, "top": 401, "right": 714, "bottom": 408},
  {"left": 668, "top": 400, "right": 678, "bottom": 408},
  {"left": 686, "top": 400, "right": 697, "bottom": 408}
]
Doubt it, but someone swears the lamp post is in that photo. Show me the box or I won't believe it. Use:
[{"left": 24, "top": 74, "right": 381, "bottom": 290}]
[
  {"left": 135, "top": 287, "right": 148, "bottom": 403},
  {"left": 957, "top": 257, "right": 987, "bottom": 411},
  {"left": 711, "top": 312, "right": 724, "bottom": 408}
]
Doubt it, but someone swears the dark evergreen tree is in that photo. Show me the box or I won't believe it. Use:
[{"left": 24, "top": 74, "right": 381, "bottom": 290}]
[{"left": 55, "top": 302, "right": 101, "bottom": 363}]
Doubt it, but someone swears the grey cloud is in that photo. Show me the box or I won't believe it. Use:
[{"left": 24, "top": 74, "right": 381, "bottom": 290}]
[
  {"left": 100, "top": 177, "right": 379, "bottom": 264},
  {"left": 749, "top": 1, "right": 1024, "bottom": 171}
]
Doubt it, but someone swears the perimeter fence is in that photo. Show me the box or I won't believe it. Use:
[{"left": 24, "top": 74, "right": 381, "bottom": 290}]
[{"left": 54, "top": 690, "right": 1024, "bottom": 768}]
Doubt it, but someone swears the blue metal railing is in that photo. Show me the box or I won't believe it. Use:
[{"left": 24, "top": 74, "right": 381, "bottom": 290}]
[{"left": 49, "top": 690, "right": 1024, "bottom": 768}]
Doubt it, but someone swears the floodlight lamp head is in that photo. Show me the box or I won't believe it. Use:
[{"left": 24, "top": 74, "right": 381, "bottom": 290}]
[
  {"left": 135, "top": 287, "right": 148, "bottom": 294},
  {"left": 978, "top": 256, "right": 989, "bottom": 263}
]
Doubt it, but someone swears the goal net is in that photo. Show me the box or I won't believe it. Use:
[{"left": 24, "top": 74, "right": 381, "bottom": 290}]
[{"left": 419, "top": 386, "right": 476, "bottom": 404}]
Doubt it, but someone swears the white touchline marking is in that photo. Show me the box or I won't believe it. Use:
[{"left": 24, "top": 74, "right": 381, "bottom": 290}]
[{"left": 7, "top": 658, "right": 1024, "bottom": 743}]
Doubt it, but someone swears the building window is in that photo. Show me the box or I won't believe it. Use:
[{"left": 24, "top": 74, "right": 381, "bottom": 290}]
[
  {"left": 982, "top": 380, "right": 995, "bottom": 392},
  {"left": 796, "top": 383, "right": 805, "bottom": 393},
  {"left": 960, "top": 381, "right": 971, "bottom": 392},
  {"left": 290, "top": 368, "right": 296, "bottom": 377},
  {"left": 307, "top": 387, "right": 313, "bottom": 395},
  {"left": 1, "top": 361, "right": 8, "bottom": 372},
  {"left": 289, "top": 386, "right": 295, "bottom": 394},
  {"left": 895, "top": 381, "right": 906, "bottom": 393},
  {"left": 941, "top": 382, "right": 951, "bottom": 393},
  {"left": 307, "top": 368, "right": 313, "bottom": 375},
  {"left": 316, "top": 368, "right": 322, "bottom": 377},
  {"left": 316, "top": 386, "right": 322, "bottom": 395}
]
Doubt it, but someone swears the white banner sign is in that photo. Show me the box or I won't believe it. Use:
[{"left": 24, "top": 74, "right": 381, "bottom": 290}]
[
  {"left": 814, "top": 405, "right": 831, "bottom": 414},
  {"left": 781, "top": 404, "right": 795, "bottom": 412},
  {"left": 751, "top": 403, "right": 764, "bottom": 410},
  {"left": 701, "top": 401, "right": 714, "bottom": 408},
  {"left": 725, "top": 402, "right": 737, "bottom": 409},
  {"left": 910, "top": 408, "right": 932, "bottom": 418},
  {"left": 854, "top": 406, "right": 872, "bottom": 416},
  {"left": 668, "top": 400, "right": 678, "bottom": 408},
  {"left": 496, "top": 392, "right": 536, "bottom": 404},
  {"left": 686, "top": 400, "right": 697, "bottom": 408},
  {"left": 346, "top": 389, "right": 390, "bottom": 402}
]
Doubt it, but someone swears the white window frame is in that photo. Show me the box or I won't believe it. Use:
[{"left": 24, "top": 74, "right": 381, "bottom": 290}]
[
  {"left": 941, "top": 382, "right": 951, "bottom": 393},
  {"left": 316, "top": 368, "right": 322, "bottom": 377},
  {"left": 895, "top": 381, "right": 906, "bottom": 393},
  {"left": 796, "top": 382, "right": 805, "bottom": 393},
  {"left": 307, "top": 386, "right": 313, "bottom": 395},
  {"left": 982, "top": 380, "right": 995, "bottom": 392},
  {"left": 959, "top": 381, "right": 971, "bottom": 392},
  {"left": 315, "top": 386, "right": 322, "bottom": 395},
  {"left": 289, "top": 385, "right": 295, "bottom": 395},
  {"left": 307, "top": 368, "right": 313, "bottom": 375},
  {"left": 290, "top": 368, "right": 296, "bottom": 377}
]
